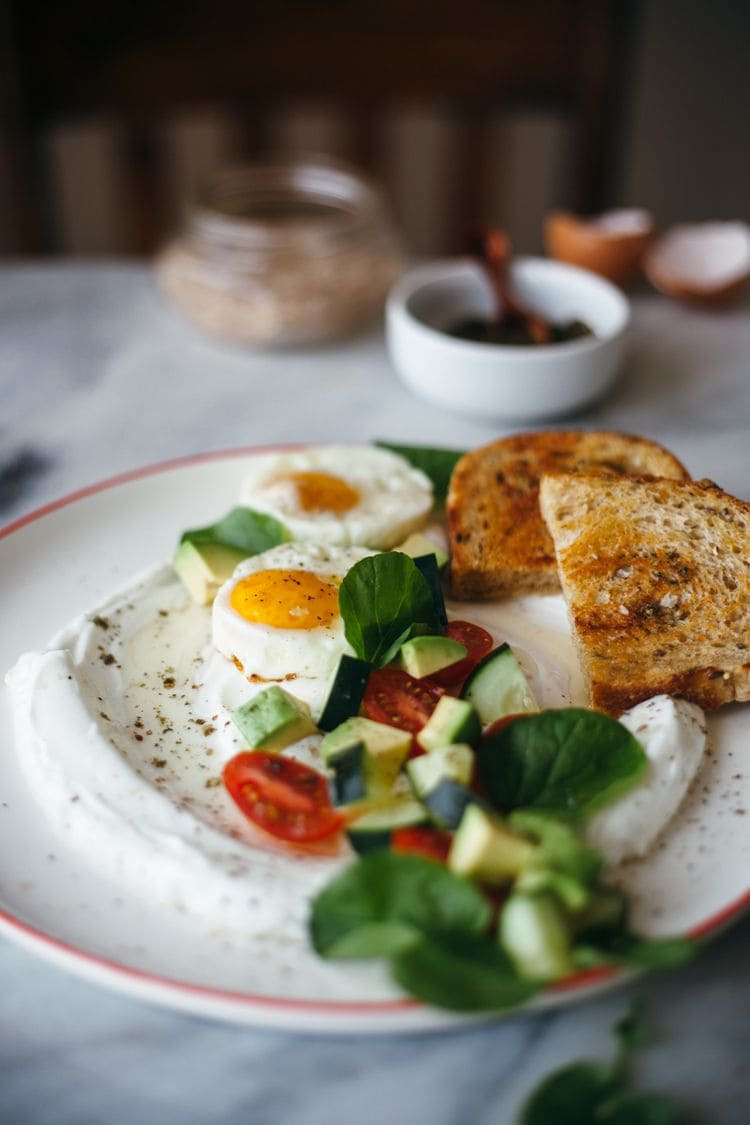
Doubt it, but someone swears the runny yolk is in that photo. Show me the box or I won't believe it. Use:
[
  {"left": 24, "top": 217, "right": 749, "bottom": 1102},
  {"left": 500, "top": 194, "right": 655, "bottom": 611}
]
[
  {"left": 287, "top": 471, "right": 360, "bottom": 514},
  {"left": 229, "top": 569, "right": 340, "bottom": 630}
]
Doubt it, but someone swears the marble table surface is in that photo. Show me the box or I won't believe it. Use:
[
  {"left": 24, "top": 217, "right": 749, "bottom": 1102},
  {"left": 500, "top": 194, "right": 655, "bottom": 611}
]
[{"left": 1, "top": 262, "right": 749, "bottom": 1124}]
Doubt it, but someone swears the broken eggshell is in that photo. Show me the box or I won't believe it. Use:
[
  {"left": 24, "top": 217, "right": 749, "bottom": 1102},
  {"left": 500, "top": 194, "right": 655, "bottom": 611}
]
[
  {"left": 643, "top": 220, "right": 750, "bottom": 305},
  {"left": 544, "top": 208, "right": 654, "bottom": 288}
]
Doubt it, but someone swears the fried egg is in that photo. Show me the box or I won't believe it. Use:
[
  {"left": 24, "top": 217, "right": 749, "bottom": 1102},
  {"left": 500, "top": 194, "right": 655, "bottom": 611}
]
[
  {"left": 238, "top": 445, "right": 433, "bottom": 548},
  {"left": 211, "top": 542, "right": 375, "bottom": 692}
]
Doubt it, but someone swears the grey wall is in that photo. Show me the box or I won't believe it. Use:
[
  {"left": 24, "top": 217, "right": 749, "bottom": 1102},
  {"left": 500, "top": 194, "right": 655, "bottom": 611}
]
[{"left": 621, "top": 0, "right": 750, "bottom": 226}]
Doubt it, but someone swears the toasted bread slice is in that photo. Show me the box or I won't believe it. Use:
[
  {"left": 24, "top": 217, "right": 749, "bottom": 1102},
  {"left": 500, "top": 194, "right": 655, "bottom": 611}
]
[
  {"left": 539, "top": 471, "right": 750, "bottom": 713},
  {"left": 446, "top": 430, "right": 688, "bottom": 600}
]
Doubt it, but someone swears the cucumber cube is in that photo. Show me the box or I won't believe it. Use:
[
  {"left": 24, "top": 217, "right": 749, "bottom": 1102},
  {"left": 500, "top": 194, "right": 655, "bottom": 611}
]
[
  {"left": 461, "top": 643, "right": 538, "bottom": 725},
  {"left": 317, "top": 654, "right": 373, "bottom": 732},
  {"left": 499, "top": 893, "right": 574, "bottom": 981},
  {"left": 320, "top": 717, "right": 412, "bottom": 787},
  {"left": 406, "top": 742, "right": 475, "bottom": 796}
]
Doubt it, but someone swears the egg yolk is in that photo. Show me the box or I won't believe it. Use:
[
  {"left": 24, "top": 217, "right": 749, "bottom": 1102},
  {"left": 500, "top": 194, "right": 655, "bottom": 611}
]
[
  {"left": 229, "top": 569, "right": 340, "bottom": 630},
  {"left": 287, "top": 471, "right": 360, "bottom": 514}
]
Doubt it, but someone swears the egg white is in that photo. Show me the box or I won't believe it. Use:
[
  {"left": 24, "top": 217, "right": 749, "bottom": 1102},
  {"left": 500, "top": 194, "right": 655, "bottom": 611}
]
[
  {"left": 238, "top": 445, "right": 433, "bottom": 549},
  {"left": 211, "top": 542, "right": 376, "bottom": 699}
]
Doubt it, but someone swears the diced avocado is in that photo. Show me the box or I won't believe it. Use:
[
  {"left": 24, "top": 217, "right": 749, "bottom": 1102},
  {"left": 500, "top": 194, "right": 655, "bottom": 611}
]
[
  {"left": 448, "top": 804, "right": 537, "bottom": 884},
  {"left": 173, "top": 539, "right": 247, "bottom": 605},
  {"left": 406, "top": 742, "right": 475, "bottom": 796},
  {"left": 498, "top": 893, "right": 575, "bottom": 981},
  {"left": 416, "top": 695, "right": 480, "bottom": 752},
  {"left": 460, "top": 643, "right": 538, "bottom": 725},
  {"left": 399, "top": 635, "right": 467, "bottom": 680},
  {"left": 320, "top": 716, "right": 411, "bottom": 787},
  {"left": 394, "top": 532, "right": 449, "bottom": 571},
  {"left": 232, "top": 685, "right": 316, "bottom": 751},
  {"left": 317, "top": 654, "right": 373, "bottom": 732}
]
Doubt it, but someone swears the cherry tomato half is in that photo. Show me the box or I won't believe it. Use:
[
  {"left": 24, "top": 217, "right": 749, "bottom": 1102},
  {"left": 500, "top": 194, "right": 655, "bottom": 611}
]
[
  {"left": 223, "top": 751, "right": 343, "bottom": 843},
  {"left": 362, "top": 665, "right": 443, "bottom": 734},
  {"left": 426, "top": 620, "right": 494, "bottom": 692},
  {"left": 390, "top": 825, "right": 452, "bottom": 864}
]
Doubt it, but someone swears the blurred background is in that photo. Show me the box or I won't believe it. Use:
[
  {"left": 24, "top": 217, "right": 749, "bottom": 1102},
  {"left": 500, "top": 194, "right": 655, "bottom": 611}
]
[{"left": 1, "top": 0, "right": 749, "bottom": 261}]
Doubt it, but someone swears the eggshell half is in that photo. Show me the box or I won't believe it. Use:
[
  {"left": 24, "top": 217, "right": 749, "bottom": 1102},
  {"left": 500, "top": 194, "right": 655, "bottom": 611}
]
[
  {"left": 643, "top": 221, "right": 750, "bottom": 304},
  {"left": 544, "top": 208, "right": 654, "bottom": 287}
]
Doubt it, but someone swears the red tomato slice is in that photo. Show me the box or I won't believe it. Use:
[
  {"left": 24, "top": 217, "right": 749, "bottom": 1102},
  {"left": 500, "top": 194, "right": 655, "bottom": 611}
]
[
  {"left": 362, "top": 666, "right": 443, "bottom": 734},
  {"left": 390, "top": 825, "right": 452, "bottom": 864},
  {"left": 223, "top": 751, "right": 343, "bottom": 843},
  {"left": 426, "top": 620, "right": 494, "bottom": 692}
]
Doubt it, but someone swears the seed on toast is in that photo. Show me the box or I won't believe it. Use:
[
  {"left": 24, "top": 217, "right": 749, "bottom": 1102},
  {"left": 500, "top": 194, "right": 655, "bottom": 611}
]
[
  {"left": 446, "top": 430, "right": 689, "bottom": 600},
  {"left": 538, "top": 471, "right": 750, "bottom": 713}
]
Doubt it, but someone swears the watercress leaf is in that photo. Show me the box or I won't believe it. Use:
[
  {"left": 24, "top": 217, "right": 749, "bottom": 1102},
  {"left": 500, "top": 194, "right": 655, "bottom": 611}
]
[
  {"left": 598, "top": 1089, "right": 683, "bottom": 1125},
  {"left": 599, "top": 932, "right": 701, "bottom": 970},
  {"left": 181, "top": 506, "right": 287, "bottom": 554},
  {"left": 521, "top": 1004, "right": 684, "bottom": 1125},
  {"left": 572, "top": 929, "right": 699, "bottom": 975},
  {"left": 338, "top": 552, "right": 441, "bottom": 666},
  {"left": 478, "top": 709, "right": 647, "bottom": 818},
  {"left": 508, "top": 809, "right": 603, "bottom": 885},
  {"left": 520, "top": 1061, "right": 619, "bottom": 1125},
  {"left": 391, "top": 931, "right": 539, "bottom": 1012},
  {"left": 309, "top": 851, "right": 491, "bottom": 960},
  {"left": 615, "top": 1002, "right": 652, "bottom": 1055},
  {"left": 374, "top": 441, "right": 465, "bottom": 505}
]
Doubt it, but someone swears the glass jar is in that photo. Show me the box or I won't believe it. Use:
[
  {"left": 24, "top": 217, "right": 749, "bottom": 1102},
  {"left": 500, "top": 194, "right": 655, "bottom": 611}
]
[{"left": 156, "top": 157, "right": 405, "bottom": 347}]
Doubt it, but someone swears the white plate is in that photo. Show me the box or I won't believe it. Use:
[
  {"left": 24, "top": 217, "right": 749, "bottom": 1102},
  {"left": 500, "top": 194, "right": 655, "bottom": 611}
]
[{"left": 1, "top": 449, "right": 748, "bottom": 1034}]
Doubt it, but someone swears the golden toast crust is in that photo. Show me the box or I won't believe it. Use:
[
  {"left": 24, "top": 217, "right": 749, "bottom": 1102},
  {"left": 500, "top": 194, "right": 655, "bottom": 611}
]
[
  {"left": 446, "top": 430, "right": 689, "bottom": 600},
  {"left": 539, "top": 472, "right": 750, "bottom": 713}
]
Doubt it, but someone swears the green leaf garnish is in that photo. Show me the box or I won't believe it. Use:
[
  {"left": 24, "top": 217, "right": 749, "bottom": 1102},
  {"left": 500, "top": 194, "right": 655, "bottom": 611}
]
[
  {"left": 573, "top": 932, "right": 700, "bottom": 972},
  {"left": 338, "top": 552, "right": 442, "bottom": 667},
  {"left": 520, "top": 1004, "right": 684, "bottom": 1124},
  {"left": 374, "top": 441, "right": 465, "bottom": 505},
  {"left": 391, "top": 931, "right": 538, "bottom": 1012},
  {"left": 309, "top": 851, "right": 491, "bottom": 960},
  {"left": 180, "top": 506, "right": 287, "bottom": 555},
  {"left": 478, "top": 709, "right": 648, "bottom": 818}
]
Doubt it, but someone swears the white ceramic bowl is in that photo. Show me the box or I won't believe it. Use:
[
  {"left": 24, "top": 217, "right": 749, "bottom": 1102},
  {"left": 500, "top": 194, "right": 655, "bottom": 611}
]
[{"left": 385, "top": 257, "right": 630, "bottom": 421}]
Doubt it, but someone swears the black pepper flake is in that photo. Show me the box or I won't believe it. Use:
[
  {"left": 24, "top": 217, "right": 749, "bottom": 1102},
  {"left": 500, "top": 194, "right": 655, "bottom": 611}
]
[
  {"left": 150, "top": 757, "right": 167, "bottom": 769},
  {"left": 100, "top": 652, "right": 117, "bottom": 666},
  {"left": 92, "top": 615, "right": 110, "bottom": 630}
]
